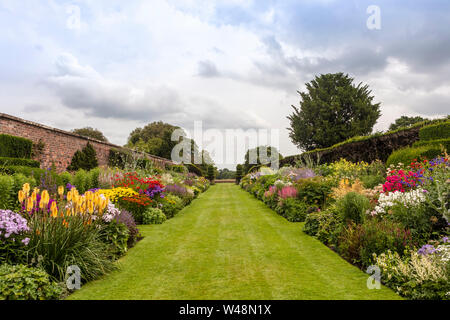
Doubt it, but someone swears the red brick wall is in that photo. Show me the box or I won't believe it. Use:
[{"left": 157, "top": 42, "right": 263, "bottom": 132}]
[{"left": 0, "top": 113, "right": 174, "bottom": 172}]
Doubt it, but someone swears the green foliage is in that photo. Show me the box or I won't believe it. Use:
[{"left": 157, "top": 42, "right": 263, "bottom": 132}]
[
  {"left": 72, "top": 127, "right": 109, "bottom": 142},
  {"left": 243, "top": 146, "right": 282, "bottom": 174},
  {"left": 170, "top": 164, "right": 188, "bottom": 173},
  {"left": 419, "top": 121, "right": 450, "bottom": 141},
  {"left": 108, "top": 148, "right": 132, "bottom": 169},
  {"left": 27, "top": 214, "right": 116, "bottom": 282},
  {"left": 386, "top": 146, "right": 442, "bottom": 167},
  {"left": 73, "top": 169, "right": 88, "bottom": 193},
  {"left": 0, "top": 264, "right": 62, "bottom": 300},
  {"left": 336, "top": 192, "right": 370, "bottom": 224},
  {"left": 0, "top": 175, "right": 14, "bottom": 209},
  {"left": 142, "top": 207, "right": 167, "bottom": 225},
  {"left": 360, "top": 174, "right": 385, "bottom": 189},
  {"left": 0, "top": 134, "right": 33, "bottom": 159},
  {"left": 217, "top": 168, "right": 236, "bottom": 180},
  {"left": 0, "top": 157, "right": 40, "bottom": 168},
  {"left": 59, "top": 171, "right": 72, "bottom": 187},
  {"left": 87, "top": 168, "right": 100, "bottom": 190},
  {"left": 67, "top": 143, "right": 98, "bottom": 171},
  {"left": 0, "top": 165, "right": 45, "bottom": 178},
  {"left": 413, "top": 138, "right": 450, "bottom": 151},
  {"left": 287, "top": 73, "right": 381, "bottom": 151},
  {"left": 235, "top": 164, "right": 243, "bottom": 184},
  {"left": 186, "top": 163, "right": 203, "bottom": 176},
  {"left": 296, "top": 177, "right": 335, "bottom": 207},
  {"left": 207, "top": 165, "right": 215, "bottom": 182},
  {"left": 275, "top": 198, "right": 309, "bottom": 222},
  {"left": 337, "top": 219, "right": 415, "bottom": 268},
  {"left": 303, "top": 207, "right": 342, "bottom": 247},
  {"left": 161, "top": 194, "right": 183, "bottom": 219},
  {"left": 389, "top": 116, "right": 427, "bottom": 131},
  {"left": 101, "top": 221, "right": 130, "bottom": 258}
]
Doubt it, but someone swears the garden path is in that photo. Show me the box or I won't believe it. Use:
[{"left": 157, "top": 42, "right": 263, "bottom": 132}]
[{"left": 69, "top": 184, "right": 400, "bottom": 300}]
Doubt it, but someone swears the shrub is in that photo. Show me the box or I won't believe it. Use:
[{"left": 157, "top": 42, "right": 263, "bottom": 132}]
[
  {"left": 73, "top": 169, "right": 89, "bottom": 193},
  {"left": 386, "top": 146, "right": 442, "bottom": 167},
  {"left": 235, "top": 164, "right": 243, "bottom": 184},
  {"left": 336, "top": 192, "right": 370, "bottom": 225},
  {"left": 419, "top": 121, "right": 450, "bottom": 141},
  {"left": 337, "top": 219, "right": 415, "bottom": 268},
  {"left": 0, "top": 264, "right": 62, "bottom": 300},
  {"left": 101, "top": 220, "right": 129, "bottom": 258},
  {"left": 142, "top": 207, "right": 167, "bottom": 225},
  {"left": 0, "top": 157, "right": 40, "bottom": 168},
  {"left": 0, "top": 165, "right": 46, "bottom": 178},
  {"left": 275, "top": 198, "right": 309, "bottom": 222},
  {"left": 59, "top": 171, "right": 72, "bottom": 188},
  {"left": 67, "top": 143, "right": 98, "bottom": 171},
  {"left": 0, "top": 175, "right": 14, "bottom": 209},
  {"left": 0, "top": 134, "right": 33, "bottom": 159},
  {"left": 296, "top": 177, "right": 335, "bottom": 207},
  {"left": 161, "top": 194, "right": 183, "bottom": 219},
  {"left": 87, "top": 168, "right": 100, "bottom": 190},
  {"left": 114, "top": 210, "right": 141, "bottom": 248},
  {"left": 360, "top": 174, "right": 385, "bottom": 189},
  {"left": 108, "top": 148, "right": 132, "bottom": 169}
]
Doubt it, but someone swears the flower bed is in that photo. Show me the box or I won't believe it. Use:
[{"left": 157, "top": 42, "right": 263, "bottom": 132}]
[{"left": 240, "top": 155, "right": 449, "bottom": 300}]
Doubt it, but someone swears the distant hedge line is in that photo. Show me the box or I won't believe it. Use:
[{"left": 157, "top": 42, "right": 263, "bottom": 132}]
[
  {"left": 281, "top": 117, "right": 449, "bottom": 166},
  {"left": 0, "top": 157, "right": 40, "bottom": 168},
  {"left": 0, "top": 134, "right": 33, "bottom": 159}
]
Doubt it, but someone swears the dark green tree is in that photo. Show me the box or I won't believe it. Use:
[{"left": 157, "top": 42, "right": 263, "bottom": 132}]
[
  {"left": 207, "top": 165, "right": 215, "bottom": 183},
  {"left": 243, "top": 146, "right": 282, "bottom": 174},
  {"left": 72, "top": 127, "right": 108, "bottom": 142},
  {"left": 288, "top": 73, "right": 381, "bottom": 151},
  {"left": 216, "top": 168, "right": 236, "bottom": 179},
  {"left": 235, "top": 164, "right": 243, "bottom": 184},
  {"left": 67, "top": 143, "right": 98, "bottom": 171},
  {"left": 389, "top": 116, "right": 427, "bottom": 131}
]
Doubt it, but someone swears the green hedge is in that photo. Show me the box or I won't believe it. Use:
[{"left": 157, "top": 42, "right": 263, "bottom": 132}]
[
  {"left": 108, "top": 148, "right": 132, "bottom": 169},
  {"left": 413, "top": 138, "right": 450, "bottom": 152},
  {"left": 386, "top": 145, "right": 443, "bottom": 167},
  {"left": 0, "top": 134, "right": 33, "bottom": 159},
  {"left": 281, "top": 117, "right": 449, "bottom": 166},
  {"left": 0, "top": 157, "right": 40, "bottom": 168},
  {"left": 0, "top": 165, "right": 46, "bottom": 178},
  {"left": 419, "top": 121, "right": 450, "bottom": 141}
]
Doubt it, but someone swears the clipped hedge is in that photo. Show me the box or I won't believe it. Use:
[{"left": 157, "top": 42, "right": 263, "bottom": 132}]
[
  {"left": 413, "top": 138, "right": 450, "bottom": 152},
  {"left": 0, "top": 165, "right": 46, "bottom": 178},
  {"left": 386, "top": 145, "right": 443, "bottom": 167},
  {"left": 0, "top": 134, "right": 33, "bottom": 159},
  {"left": 281, "top": 117, "right": 450, "bottom": 166},
  {"left": 0, "top": 157, "right": 40, "bottom": 168},
  {"left": 419, "top": 121, "right": 450, "bottom": 141}
]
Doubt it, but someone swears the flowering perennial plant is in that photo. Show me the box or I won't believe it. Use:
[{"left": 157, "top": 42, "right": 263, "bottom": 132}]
[
  {"left": 371, "top": 188, "right": 427, "bottom": 217},
  {"left": 278, "top": 186, "right": 298, "bottom": 200},
  {"left": 0, "top": 209, "right": 30, "bottom": 244}
]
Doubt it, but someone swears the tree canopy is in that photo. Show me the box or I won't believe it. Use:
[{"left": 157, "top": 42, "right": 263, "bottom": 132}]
[
  {"left": 72, "top": 127, "right": 108, "bottom": 142},
  {"left": 388, "top": 116, "right": 427, "bottom": 131},
  {"left": 243, "top": 145, "right": 282, "bottom": 173},
  {"left": 287, "top": 73, "right": 381, "bottom": 151}
]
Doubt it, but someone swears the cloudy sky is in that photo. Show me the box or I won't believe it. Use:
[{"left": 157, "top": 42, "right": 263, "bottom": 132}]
[{"left": 0, "top": 0, "right": 449, "bottom": 168}]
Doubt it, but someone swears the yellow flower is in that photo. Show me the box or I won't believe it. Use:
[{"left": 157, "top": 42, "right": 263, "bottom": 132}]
[
  {"left": 22, "top": 183, "right": 30, "bottom": 196},
  {"left": 58, "top": 186, "right": 64, "bottom": 196},
  {"left": 26, "top": 197, "right": 33, "bottom": 212},
  {"left": 18, "top": 190, "right": 25, "bottom": 203},
  {"left": 50, "top": 202, "right": 58, "bottom": 218},
  {"left": 67, "top": 190, "right": 73, "bottom": 202}
]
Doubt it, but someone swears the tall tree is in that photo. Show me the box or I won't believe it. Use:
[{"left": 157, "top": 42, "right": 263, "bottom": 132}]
[
  {"left": 389, "top": 116, "right": 427, "bottom": 131},
  {"left": 288, "top": 73, "right": 381, "bottom": 151},
  {"left": 72, "top": 127, "right": 108, "bottom": 142},
  {"left": 243, "top": 145, "right": 282, "bottom": 173}
]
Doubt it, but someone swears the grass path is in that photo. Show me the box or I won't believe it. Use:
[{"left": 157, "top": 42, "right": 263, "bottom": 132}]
[{"left": 69, "top": 184, "right": 400, "bottom": 300}]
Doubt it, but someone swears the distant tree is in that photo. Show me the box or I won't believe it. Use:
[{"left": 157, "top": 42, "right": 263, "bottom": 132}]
[
  {"left": 288, "top": 73, "right": 381, "bottom": 151},
  {"left": 389, "top": 116, "right": 427, "bottom": 131},
  {"left": 72, "top": 127, "right": 108, "bottom": 142},
  {"left": 243, "top": 146, "right": 282, "bottom": 174},
  {"left": 67, "top": 142, "right": 98, "bottom": 171},
  {"left": 216, "top": 168, "right": 236, "bottom": 180}
]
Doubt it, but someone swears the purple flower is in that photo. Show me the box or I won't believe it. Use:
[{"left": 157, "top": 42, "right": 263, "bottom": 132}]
[
  {"left": 0, "top": 210, "right": 30, "bottom": 244},
  {"left": 442, "top": 237, "right": 449, "bottom": 244},
  {"left": 418, "top": 244, "right": 437, "bottom": 255},
  {"left": 21, "top": 237, "right": 30, "bottom": 245}
]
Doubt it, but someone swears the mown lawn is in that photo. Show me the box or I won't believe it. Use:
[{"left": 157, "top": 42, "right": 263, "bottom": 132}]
[{"left": 68, "top": 184, "right": 401, "bottom": 300}]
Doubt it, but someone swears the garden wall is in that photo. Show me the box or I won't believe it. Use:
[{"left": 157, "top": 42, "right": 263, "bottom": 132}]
[{"left": 0, "top": 113, "right": 174, "bottom": 172}]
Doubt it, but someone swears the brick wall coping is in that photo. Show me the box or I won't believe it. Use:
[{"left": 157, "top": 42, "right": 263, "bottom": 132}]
[{"left": 0, "top": 112, "right": 175, "bottom": 164}]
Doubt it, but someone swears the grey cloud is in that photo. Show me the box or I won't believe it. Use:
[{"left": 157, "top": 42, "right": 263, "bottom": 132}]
[{"left": 197, "top": 60, "right": 220, "bottom": 78}]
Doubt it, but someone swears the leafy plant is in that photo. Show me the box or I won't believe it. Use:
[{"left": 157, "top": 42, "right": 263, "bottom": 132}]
[
  {"left": 0, "top": 134, "right": 33, "bottom": 158},
  {"left": 101, "top": 220, "right": 129, "bottom": 258},
  {"left": 142, "top": 207, "right": 167, "bottom": 225},
  {"left": 335, "top": 191, "right": 370, "bottom": 224},
  {"left": 0, "top": 264, "right": 62, "bottom": 300},
  {"left": 67, "top": 143, "right": 99, "bottom": 171}
]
